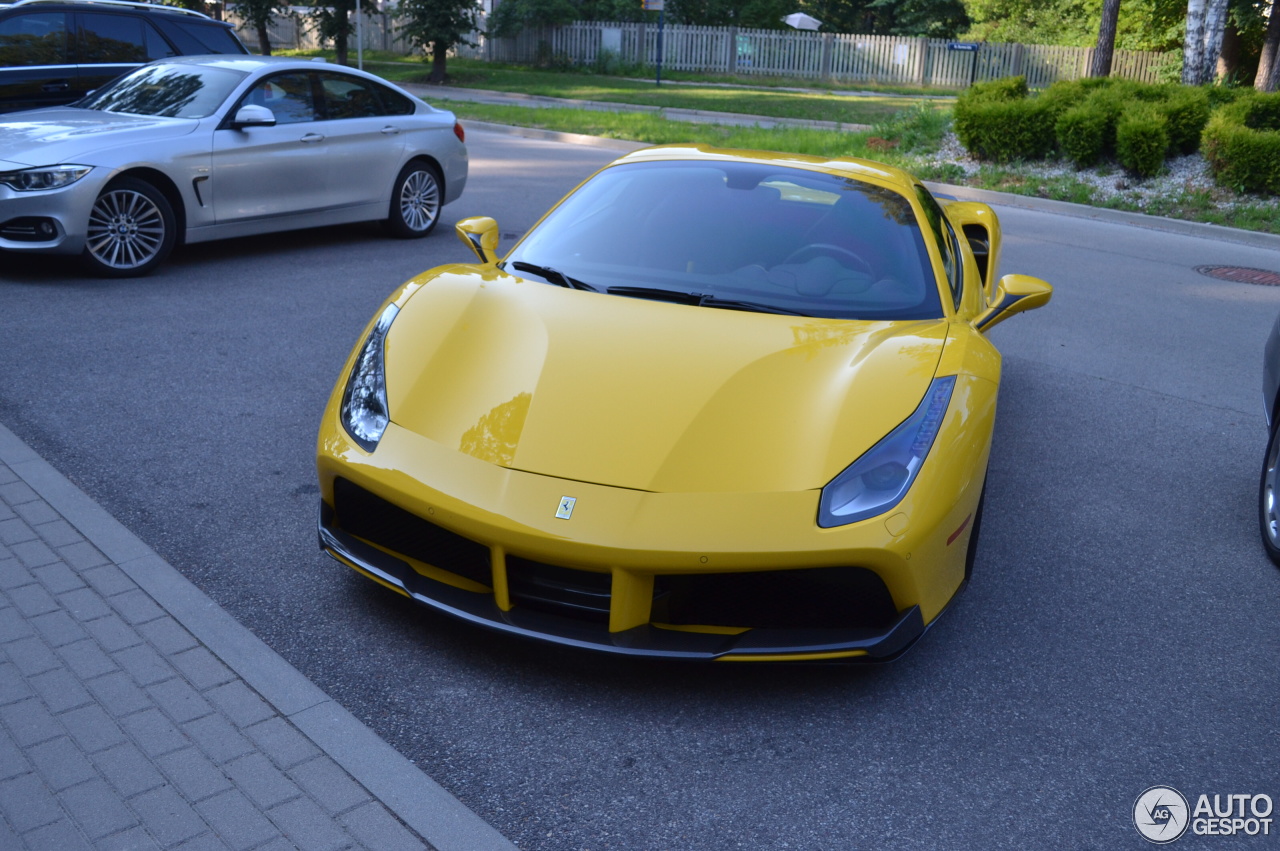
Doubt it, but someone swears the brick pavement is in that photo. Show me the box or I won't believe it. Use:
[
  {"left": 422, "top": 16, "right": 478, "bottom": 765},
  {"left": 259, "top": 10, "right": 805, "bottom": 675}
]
[{"left": 0, "top": 423, "right": 517, "bottom": 851}]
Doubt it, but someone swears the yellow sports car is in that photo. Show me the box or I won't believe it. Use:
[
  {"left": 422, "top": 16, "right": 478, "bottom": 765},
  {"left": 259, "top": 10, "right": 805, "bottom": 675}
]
[{"left": 316, "top": 146, "right": 1051, "bottom": 661}]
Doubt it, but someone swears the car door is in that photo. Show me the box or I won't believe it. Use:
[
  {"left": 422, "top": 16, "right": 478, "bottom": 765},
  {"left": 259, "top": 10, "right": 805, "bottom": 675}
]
[
  {"left": 75, "top": 12, "right": 178, "bottom": 102},
  {"left": 0, "top": 10, "right": 73, "bottom": 112},
  {"left": 311, "top": 71, "right": 407, "bottom": 211},
  {"left": 209, "top": 71, "right": 331, "bottom": 224}
]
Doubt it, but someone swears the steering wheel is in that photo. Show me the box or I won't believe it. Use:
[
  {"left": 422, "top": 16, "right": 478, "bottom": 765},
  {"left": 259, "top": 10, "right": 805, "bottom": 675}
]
[{"left": 782, "top": 243, "right": 873, "bottom": 276}]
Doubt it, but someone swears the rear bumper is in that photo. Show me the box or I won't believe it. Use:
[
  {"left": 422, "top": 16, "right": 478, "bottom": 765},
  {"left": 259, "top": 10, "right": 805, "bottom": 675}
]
[{"left": 319, "top": 500, "right": 925, "bottom": 661}]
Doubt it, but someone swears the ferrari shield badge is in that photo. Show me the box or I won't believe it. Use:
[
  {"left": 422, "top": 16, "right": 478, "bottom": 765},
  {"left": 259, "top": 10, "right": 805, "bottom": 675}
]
[{"left": 556, "top": 496, "right": 577, "bottom": 519}]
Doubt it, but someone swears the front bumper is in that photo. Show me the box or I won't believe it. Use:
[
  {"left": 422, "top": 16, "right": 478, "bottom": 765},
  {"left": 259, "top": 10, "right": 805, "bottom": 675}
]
[
  {"left": 0, "top": 169, "right": 108, "bottom": 254},
  {"left": 320, "top": 500, "right": 924, "bottom": 660},
  {"left": 316, "top": 415, "right": 982, "bottom": 662}
]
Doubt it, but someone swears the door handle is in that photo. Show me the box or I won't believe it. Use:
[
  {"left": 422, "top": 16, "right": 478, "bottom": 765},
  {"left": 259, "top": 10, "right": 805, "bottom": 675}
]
[
  {"left": 380, "top": 126, "right": 400, "bottom": 135},
  {"left": 41, "top": 81, "right": 70, "bottom": 92},
  {"left": 300, "top": 133, "right": 325, "bottom": 143}
]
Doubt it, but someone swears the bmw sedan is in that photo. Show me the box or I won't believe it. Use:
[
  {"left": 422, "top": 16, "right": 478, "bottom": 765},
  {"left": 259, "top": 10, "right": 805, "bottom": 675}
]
[
  {"left": 317, "top": 146, "right": 1053, "bottom": 662},
  {"left": 0, "top": 55, "right": 468, "bottom": 276}
]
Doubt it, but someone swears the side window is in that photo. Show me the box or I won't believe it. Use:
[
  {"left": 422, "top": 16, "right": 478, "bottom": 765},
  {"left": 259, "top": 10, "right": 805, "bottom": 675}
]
[
  {"left": 143, "top": 21, "right": 177, "bottom": 59},
  {"left": 242, "top": 72, "right": 318, "bottom": 124},
  {"left": 372, "top": 81, "right": 415, "bottom": 116},
  {"left": 165, "top": 21, "right": 246, "bottom": 55},
  {"left": 318, "top": 72, "right": 383, "bottom": 120},
  {"left": 78, "top": 13, "right": 151, "bottom": 64},
  {"left": 0, "top": 12, "right": 69, "bottom": 66},
  {"left": 914, "top": 185, "right": 963, "bottom": 311}
]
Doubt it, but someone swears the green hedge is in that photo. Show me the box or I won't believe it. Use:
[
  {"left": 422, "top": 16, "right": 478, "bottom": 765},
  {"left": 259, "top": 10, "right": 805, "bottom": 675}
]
[
  {"left": 954, "top": 75, "right": 1059, "bottom": 162},
  {"left": 1116, "top": 104, "right": 1169, "bottom": 177},
  {"left": 953, "top": 75, "right": 1216, "bottom": 179},
  {"left": 1202, "top": 93, "right": 1280, "bottom": 194}
]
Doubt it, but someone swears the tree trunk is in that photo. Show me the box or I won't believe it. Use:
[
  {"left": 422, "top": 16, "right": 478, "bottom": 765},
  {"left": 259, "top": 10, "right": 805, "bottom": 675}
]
[
  {"left": 1183, "top": 0, "right": 1207, "bottom": 83},
  {"left": 1216, "top": 19, "right": 1240, "bottom": 82},
  {"left": 1091, "top": 0, "right": 1122, "bottom": 77},
  {"left": 429, "top": 40, "right": 449, "bottom": 83},
  {"left": 335, "top": 27, "right": 349, "bottom": 66},
  {"left": 256, "top": 21, "right": 272, "bottom": 56},
  {"left": 1201, "top": 0, "right": 1230, "bottom": 83},
  {"left": 1257, "top": 0, "right": 1280, "bottom": 90}
]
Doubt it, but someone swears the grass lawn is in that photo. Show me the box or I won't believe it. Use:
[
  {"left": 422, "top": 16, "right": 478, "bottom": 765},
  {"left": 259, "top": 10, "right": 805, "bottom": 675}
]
[
  {"left": 448, "top": 101, "right": 938, "bottom": 167},
  {"left": 278, "top": 51, "right": 952, "bottom": 126}
]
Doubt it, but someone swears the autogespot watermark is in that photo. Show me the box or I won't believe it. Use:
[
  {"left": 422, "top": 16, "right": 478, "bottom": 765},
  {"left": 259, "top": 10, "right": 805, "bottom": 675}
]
[{"left": 1133, "top": 786, "right": 1274, "bottom": 843}]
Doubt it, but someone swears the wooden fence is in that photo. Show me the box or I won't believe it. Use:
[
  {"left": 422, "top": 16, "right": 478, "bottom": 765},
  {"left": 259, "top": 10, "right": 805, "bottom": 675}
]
[
  {"left": 228, "top": 13, "right": 1172, "bottom": 90},
  {"left": 463, "top": 22, "right": 1172, "bottom": 88}
]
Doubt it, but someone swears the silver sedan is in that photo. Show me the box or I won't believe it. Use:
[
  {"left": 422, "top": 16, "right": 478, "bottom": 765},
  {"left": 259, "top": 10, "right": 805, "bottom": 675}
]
[{"left": 0, "top": 55, "right": 468, "bottom": 276}]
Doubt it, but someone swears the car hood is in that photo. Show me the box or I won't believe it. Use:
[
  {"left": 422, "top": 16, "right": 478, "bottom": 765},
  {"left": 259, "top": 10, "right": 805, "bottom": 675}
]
[
  {"left": 384, "top": 269, "right": 947, "bottom": 494},
  {"left": 0, "top": 110, "right": 197, "bottom": 166}
]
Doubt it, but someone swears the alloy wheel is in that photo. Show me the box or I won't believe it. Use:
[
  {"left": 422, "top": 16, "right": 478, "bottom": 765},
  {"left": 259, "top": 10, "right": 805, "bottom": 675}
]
[
  {"left": 86, "top": 188, "right": 167, "bottom": 270},
  {"left": 399, "top": 170, "right": 440, "bottom": 233}
]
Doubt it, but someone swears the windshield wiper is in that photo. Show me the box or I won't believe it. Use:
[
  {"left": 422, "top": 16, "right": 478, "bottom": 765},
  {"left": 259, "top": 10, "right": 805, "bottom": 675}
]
[
  {"left": 607, "top": 286, "right": 803, "bottom": 316},
  {"left": 606, "top": 286, "right": 701, "bottom": 305},
  {"left": 510, "top": 261, "right": 597, "bottom": 291},
  {"left": 697, "top": 296, "right": 804, "bottom": 316}
]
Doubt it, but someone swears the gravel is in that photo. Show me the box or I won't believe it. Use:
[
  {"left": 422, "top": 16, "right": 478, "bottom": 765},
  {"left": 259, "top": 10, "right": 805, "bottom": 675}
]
[{"left": 921, "top": 131, "right": 1280, "bottom": 216}]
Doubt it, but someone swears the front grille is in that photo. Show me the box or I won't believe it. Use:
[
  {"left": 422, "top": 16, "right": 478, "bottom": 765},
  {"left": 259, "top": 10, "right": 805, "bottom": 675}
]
[
  {"left": 657, "top": 567, "right": 898, "bottom": 630},
  {"left": 507, "top": 557, "right": 612, "bottom": 621},
  {"left": 332, "top": 478, "right": 491, "bottom": 587}
]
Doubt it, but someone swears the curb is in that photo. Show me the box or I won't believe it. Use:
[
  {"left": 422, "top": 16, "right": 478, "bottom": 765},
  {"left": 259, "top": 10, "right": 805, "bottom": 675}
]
[
  {"left": 0, "top": 421, "right": 518, "bottom": 851},
  {"left": 924, "top": 181, "right": 1280, "bottom": 252}
]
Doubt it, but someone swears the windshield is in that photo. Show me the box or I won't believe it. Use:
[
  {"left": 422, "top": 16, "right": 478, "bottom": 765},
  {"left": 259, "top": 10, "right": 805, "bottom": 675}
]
[
  {"left": 505, "top": 160, "right": 943, "bottom": 321},
  {"left": 79, "top": 64, "right": 248, "bottom": 118}
]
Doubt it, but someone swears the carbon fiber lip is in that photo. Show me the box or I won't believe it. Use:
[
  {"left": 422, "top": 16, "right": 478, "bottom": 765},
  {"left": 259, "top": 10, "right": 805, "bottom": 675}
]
[{"left": 319, "top": 501, "right": 924, "bottom": 661}]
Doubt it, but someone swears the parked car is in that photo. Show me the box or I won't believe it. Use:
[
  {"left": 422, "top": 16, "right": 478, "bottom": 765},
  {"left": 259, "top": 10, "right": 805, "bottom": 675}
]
[
  {"left": 1260, "top": 313, "right": 1280, "bottom": 565},
  {"left": 316, "top": 146, "right": 1053, "bottom": 662},
  {"left": 0, "top": 0, "right": 248, "bottom": 113},
  {"left": 0, "top": 55, "right": 468, "bottom": 276}
]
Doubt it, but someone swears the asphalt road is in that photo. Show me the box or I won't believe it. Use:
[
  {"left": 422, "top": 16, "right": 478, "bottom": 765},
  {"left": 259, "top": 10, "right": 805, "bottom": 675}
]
[{"left": 3, "top": 128, "right": 1280, "bottom": 850}]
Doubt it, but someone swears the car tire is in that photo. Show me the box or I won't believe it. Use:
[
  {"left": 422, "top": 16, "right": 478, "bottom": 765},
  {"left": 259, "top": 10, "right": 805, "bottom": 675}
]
[
  {"left": 384, "top": 161, "right": 442, "bottom": 239},
  {"left": 81, "top": 177, "right": 176, "bottom": 278},
  {"left": 1259, "top": 415, "right": 1280, "bottom": 566}
]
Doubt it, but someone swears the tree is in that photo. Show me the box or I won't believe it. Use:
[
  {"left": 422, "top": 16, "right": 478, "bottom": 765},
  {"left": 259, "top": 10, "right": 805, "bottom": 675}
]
[
  {"left": 1257, "top": 0, "right": 1280, "bottom": 89},
  {"left": 1182, "top": 0, "right": 1229, "bottom": 83},
  {"left": 235, "top": 0, "right": 290, "bottom": 54},
  {"left": 869, "top": 0, "right": 970, "bottom": 37},
  {"left": 399, "top": 0, "right": 481, "bottom": 82},
  {"left": 1090, "top": 0, "right": 1122, "bottom": 75},
  {"left": 308, "top": 0, "right": 358, "bottom": 66}
]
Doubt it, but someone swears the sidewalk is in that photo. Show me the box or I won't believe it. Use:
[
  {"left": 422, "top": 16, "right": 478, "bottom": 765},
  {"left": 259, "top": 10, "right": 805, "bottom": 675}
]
[{"left": 0, "top": 422, "right": 517, "bottom": 851}]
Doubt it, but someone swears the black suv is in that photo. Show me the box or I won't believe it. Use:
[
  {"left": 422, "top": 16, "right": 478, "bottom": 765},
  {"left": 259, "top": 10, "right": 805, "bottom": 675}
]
[{"left": 0, "top": 0, "right": 248, "bottom": 113}]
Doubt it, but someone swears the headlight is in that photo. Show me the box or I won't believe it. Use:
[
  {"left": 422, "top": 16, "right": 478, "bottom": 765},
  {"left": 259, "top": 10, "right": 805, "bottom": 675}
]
[
  {"left": 0, "top": 165, "right": 92, "bottom": 191},
  {"left": 818, "top": 375, "right": 956, "bottom": 528},
  {"left": 340, "top": 303, "right": 399, "bottom": 452}
]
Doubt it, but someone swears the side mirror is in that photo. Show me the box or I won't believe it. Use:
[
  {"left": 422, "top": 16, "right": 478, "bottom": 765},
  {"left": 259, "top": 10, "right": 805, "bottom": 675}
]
[
  {"left": 975, "top": 274, "right": 1052, "bottom": 331},
  {"left": 456, "top": 216, "right": 500, "bottom": 264},
  {"left": 231, "top": 104, "right": 276, "bottom": 129}
]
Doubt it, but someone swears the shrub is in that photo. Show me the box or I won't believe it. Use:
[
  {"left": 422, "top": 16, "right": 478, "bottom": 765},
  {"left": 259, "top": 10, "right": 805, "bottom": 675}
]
[
  {"left": 1202, "top": 93, "right": 1280, "bottom": 194},
  {"left": 954, "top": 76, "right": 1057, "bottom": 161},
  {"left": 1158, "top": 87, "right": 1211, "bottom": 154},
  {"left": 1056, "top": 104, "right": 1109, "bottom": 167},
  {"left": 1116, "top": 104, "right": 1169, "bottom": 177}
]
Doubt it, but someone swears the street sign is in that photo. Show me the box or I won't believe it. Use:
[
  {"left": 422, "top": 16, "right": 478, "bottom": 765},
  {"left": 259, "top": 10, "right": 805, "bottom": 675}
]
[
  {"left": 947, "top": 42, "right": 980, "bottom": 52},
  {"left": 642, "top": 0, "right": 664, "bottom": 9}
]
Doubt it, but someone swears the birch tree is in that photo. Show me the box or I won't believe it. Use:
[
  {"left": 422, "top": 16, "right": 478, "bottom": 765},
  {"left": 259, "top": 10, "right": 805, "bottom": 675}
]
[{"left": 1182, "top": 0, "right": 1229, "bottom": 84}]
